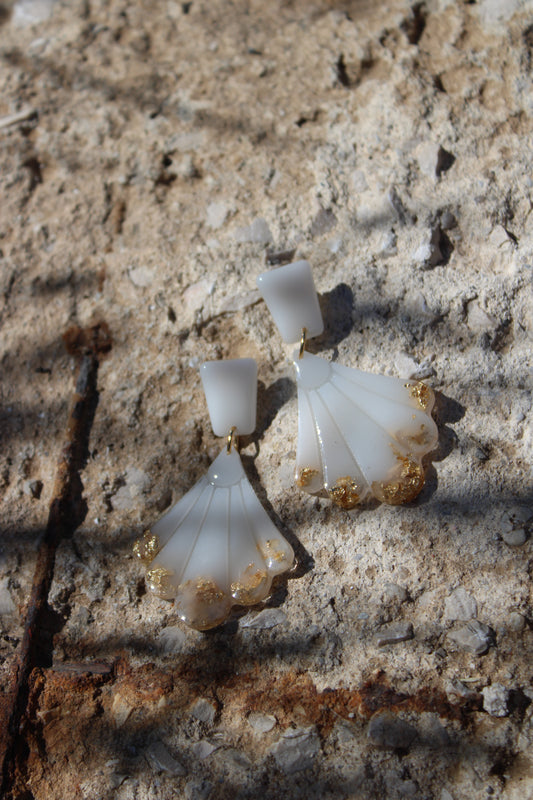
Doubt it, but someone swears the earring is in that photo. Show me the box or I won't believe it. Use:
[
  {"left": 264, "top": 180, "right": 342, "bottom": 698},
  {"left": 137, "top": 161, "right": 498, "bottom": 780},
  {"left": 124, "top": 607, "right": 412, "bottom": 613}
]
[
  {"left": 256, "top": 261, "right": 438, "bottom": 509},
  {"left": 134, "top": 358, "right": 294, "bottom": 631}
]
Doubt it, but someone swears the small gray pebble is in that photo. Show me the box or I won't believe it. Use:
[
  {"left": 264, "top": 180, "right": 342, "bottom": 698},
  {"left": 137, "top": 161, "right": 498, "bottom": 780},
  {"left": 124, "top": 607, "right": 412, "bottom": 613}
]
[
  {"left": 482, "top": 684, "right": 510, "bottom": 717},
  {"left": 444, "top": 587, "right": 477, "bottom": 622},
  {"left": 447, "top": 620, "right": 495, "bottom": 655},
  {"left": 375, "top": 622, "right": 414, "bottom": 647},
  {"left": 368, "top": 712, "right": 417, "bottom": 750},
  {"left": 190, "top": 698, "right": 217, "bottom": 725},
  {"left": 382, "top": 583, "right": 408, "bottom": 604},
  {"left": 269, "top": 726, "right": 320, "bottom": 773},
  {"left": 240, "top": 608, "right": 287, "bottom": 629},
  {"left": 501, "top": 527, "right": 527, "bottom": 547},
  {"left": 508, "top": 611, "right": 526, "bottom": 632},
  {"left": 146, "top": 741, "right": 186, "bottom": 777},
  {"left": 247, "top": 712, "right": 277, "bottom": 733}
]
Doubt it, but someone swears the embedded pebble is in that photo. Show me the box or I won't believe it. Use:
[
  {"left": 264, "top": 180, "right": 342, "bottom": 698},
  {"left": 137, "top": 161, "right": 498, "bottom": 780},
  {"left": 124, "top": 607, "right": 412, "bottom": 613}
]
[
  {"left": 111, "top": 693, "right": 134, "bottom": 727},
  {"left": 412, "top": 227, "right": 444, "bottom": 269},
  {"left": 447, "top": 620, "right": 495, "bottom": 655},
  {"left": 216, "top": 748, "right": 251, "bottom": 771},
  {"left": 478, "top": 0, "right": 523, "bottom": 27},
  {"left": 418, "top": 713, "right": 451, "bottom": 749},
  {"left": 375, "top": 622, "right": 414, "bottom": 647},
  {"left": 146, "top": 741, "right": 187, "bottom": 776},
  {"left": 128, "top": 265, "right": 155, "bottom": 288},
  {"left": 501, "top": 507, "right": 531, "bottom": 546},
  {"left": 502, "top": 527, "right": 527, "bottom": 547},
  {"left": 508, "top": 611, "right": 526, "bottom": 632},
  {"left": 269, "top": 726, "right": 320, "bottom": 773},
  {"left": 183, "top": 279, "right": 215, "bottom": 311},
  {"left": 190, "top": 698, "right": 217, "bottom": 725},
  {"left": 158, "top": 625, "right": 188, "bottom": 653},
  {"left": 240, "top": 608, "right": 287, "bottom": 629},
  {"left": 191, "top": 740, "right": 219, "bottom": 759},
  {"left": 416, "top": 142, "right": 454, "bottom": 178},
  {"left": 467, "top": 302, "right": 497, "bottom": 334},
  {"left": 445, "top": 679, "right": 479, "bottom": 703},
  {"left": 184, "top": 779, "right": 214, "bottom": 800},
  {"left": 234, "top": 217, "right": 273, "bottom": 244},
  {"left": 482, "top": 684, "right": 510, "bottom": 717},
  {"left": 112, "top": 468, "right": 151, "bottom": 511},
  {"left": 217, "top": 289, "right": 260, "bottom": 315},
  {"left": 381, "top": 583, "right": 408, "bottom": 604},
  {"left": 205, "top": 201, "right": 229, "bottom": 229},
  {"left": 444, "top": 587, "right": 478, "bottom": 622},
  {"left": 12, "top": 0, "right": 56, "bottom": 26},
  {"left": 367, "top": 712, "right": 417, "bottom": 750},
  {"left": 247, "top": 712, "right": 277, "bottom": 733},
  {"left": 0, "top": 578, "right": 16, "bottom": 616},
  {"left": 23, "top": 479, "right": 43, "bottom": 498}
]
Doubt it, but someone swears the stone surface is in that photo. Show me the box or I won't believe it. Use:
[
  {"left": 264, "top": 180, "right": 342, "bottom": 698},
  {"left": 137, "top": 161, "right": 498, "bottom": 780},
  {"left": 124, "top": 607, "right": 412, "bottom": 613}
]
[
  {"left": 368, "top": 713, "right": 417, "bottom": 750},
  {"left": 146, "top": 741, "right": 187, "bottom": 776},
  {"left": 1, "top": 1, "right": 533, "bottom": 798},
  {"left": 0, "top": 579, "right": 16, "bottom": 616},
  {"left": 482, "top": 684, "right": 510, "bottom": 717},
  {"left": 190, "top": 698, "right": 217, "bottom": 725},
  {"left": 375, "top": 622, "right": 414, "bottom": 647},
  {"left": 239, "top": 608, "right": 287, "bottom": 629},
  {"left": 269, "top": 726, "right": 321, "bottom": 773},
  {"left": 444, "top": 587, "right": 478, "bottom": 623},
  {"left": 247, "top": 712, "right": 277, "bottom": 734},
  {"left": 447, "top": 621, "right": 495, "bottom": 655}
]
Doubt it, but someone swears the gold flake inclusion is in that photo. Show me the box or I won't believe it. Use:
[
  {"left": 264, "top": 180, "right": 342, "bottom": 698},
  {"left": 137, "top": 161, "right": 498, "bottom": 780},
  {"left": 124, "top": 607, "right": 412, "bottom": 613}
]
[
  {"left": 146, "top": 566, "right": 175, "bottom": 598},
  {"left": 176, "top": 578, "right": 230, "bottom": 631},
  {"left": 407, "top": 382, "right": 434, "bottom": 411},
  {"left": 328, "top": 476, "right": 360, "bottom": 510},
  {"left": 295, "top": 467, "right": 320, "bottom": 488},
  {"left": 133, "top": 531, "right": 160, "bottom": 565},
  {"left": 372, "top": 454, "right": 425, "bottom": 505},
  {"left": 261, "top": 539, "right": 288, "bottom": 564},
  {"left": 231, "top": 565, "right": 270, "bottom": 604}
]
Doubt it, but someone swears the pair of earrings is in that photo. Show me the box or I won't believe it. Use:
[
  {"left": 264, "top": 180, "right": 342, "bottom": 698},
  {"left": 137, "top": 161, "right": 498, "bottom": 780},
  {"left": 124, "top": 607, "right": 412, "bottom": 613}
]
[{"left": 134, "top": 261, "right": 438, "bottom": 631}]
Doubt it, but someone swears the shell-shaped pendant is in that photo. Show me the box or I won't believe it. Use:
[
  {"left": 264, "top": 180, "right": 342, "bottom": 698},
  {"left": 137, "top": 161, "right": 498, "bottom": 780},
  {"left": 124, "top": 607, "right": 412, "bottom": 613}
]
[
  {"left": 293, "top": 351, "right": 438, "bottom": 509},
  {"left": 134, "top": 447, "right": 294, "bottom": 631}
]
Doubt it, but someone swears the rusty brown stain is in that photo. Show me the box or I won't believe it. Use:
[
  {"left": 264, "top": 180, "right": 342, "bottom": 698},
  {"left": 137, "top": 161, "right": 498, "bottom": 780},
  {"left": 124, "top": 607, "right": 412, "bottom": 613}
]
[
  {"left": 24, "top": 661, "right": 481, "bottom": 742},
  {"left": 0, "top": 324, "right": 111, "bottom": 797}
]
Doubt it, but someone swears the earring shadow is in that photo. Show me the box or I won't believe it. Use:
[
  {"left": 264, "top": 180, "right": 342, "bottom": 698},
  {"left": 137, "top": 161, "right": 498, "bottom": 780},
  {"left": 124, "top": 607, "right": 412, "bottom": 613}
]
[
  {"left": 308, "top": 282, "right": 355, "bottom": 353},
  {"left": 255, "top": 377, "right": 296, "bottom": 440}
]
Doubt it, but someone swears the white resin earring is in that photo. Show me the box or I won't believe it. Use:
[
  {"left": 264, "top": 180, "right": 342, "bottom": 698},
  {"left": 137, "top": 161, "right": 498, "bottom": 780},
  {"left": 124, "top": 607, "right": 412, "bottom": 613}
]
[
  {"left": 257, "top": 261, "right": 438, "bottom": 509},
  {"left": 134, "top": 358, "right": 294, "bottom": 631}
]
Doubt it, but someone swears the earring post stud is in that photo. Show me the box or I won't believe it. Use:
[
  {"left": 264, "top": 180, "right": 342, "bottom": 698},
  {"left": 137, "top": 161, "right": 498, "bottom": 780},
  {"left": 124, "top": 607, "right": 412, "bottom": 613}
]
[
  {"left": 226, "top": 426, "right": 238, "bottom": 454},
  {"left": 299, "top": 327, "right": 307, "bottom": 360}
]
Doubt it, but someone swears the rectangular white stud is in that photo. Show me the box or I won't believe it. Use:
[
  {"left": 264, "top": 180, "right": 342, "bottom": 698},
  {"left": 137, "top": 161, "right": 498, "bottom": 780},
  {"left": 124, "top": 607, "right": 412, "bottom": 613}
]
[
  {"left": 200, "top": 358, "right": 257, "bottom": 437},
  {"left": 256, "top": 260, "right": 324, "bottom": 344}
]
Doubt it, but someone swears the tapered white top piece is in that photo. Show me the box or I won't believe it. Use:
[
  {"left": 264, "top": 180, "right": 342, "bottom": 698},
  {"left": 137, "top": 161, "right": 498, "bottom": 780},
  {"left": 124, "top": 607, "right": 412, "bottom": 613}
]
[
  {"left": 200, "top": 358, "right": 257, "bottom": 436},
  {"left": 257, "top": 261, "right": 324, "bottom": 343}
]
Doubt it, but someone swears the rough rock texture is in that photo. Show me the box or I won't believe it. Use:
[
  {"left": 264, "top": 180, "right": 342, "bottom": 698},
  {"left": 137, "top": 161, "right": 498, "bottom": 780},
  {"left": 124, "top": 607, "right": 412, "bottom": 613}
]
[{"left": 0, "top": 0, "right": 532, "bottom": 798}]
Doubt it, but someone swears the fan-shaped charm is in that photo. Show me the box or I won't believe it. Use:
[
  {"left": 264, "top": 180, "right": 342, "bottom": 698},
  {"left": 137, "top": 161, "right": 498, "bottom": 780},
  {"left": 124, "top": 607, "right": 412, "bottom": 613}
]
[
  {"left": 257, "top": 260, "right": 439, "bottom": 510},
  {"left": 134, "top": 448, "right": 294, "bottom": 631},
  {"left": 293, "top": 351, "right": 438, "bottom": 508}
]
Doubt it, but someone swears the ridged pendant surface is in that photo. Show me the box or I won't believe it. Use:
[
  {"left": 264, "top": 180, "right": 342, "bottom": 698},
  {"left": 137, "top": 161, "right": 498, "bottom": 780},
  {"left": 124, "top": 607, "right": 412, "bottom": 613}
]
[
  {"left": 134, "top": 448, "right": 294, "bottom": 630},
  {"left": 293, "top": 352, "right": 438, "bottom": 508}
]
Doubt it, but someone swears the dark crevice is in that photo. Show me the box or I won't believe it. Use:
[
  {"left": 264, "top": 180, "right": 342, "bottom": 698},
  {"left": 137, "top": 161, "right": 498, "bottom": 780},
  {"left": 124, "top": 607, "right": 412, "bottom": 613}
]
[
  {"left": 335, "top": 54, "right": 350, "bottom": 87},
  {"left": 401, "top": 3, "right": 427, "bottom": 46},
  {"left": 0, "top": 324, "right": 111, "bottom": 799},
  {"left": 436, "top": 147, "right": 455, "bottom": 176}
]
